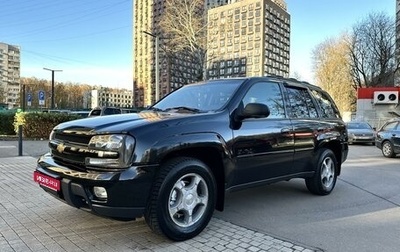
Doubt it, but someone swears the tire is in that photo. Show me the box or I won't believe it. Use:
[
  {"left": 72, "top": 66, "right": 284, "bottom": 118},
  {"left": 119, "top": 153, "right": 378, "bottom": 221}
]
[
  {"left": 306, "top": 148, "right": 338, "bottom": 195},
  {"left": 382, "top": 141, "right": 395, "bottom": 158},
  {"left": 145, "top": 157, "right": 216, "bottom": 241}
]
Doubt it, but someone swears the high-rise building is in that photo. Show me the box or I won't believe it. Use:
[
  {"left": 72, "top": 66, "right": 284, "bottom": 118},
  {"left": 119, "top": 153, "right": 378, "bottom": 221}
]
[
  {"left": 206, "top": 0, "right": 290, "bottom": 79},
  {"left": 133, "top": 0, "right": 237, "bottom": 108},
  {"left": 0, "top": 42, "right": 21, "bottom": 109}
]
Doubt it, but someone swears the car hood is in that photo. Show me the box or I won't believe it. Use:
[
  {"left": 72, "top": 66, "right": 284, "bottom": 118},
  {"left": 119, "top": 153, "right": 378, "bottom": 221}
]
[{"left": 53, "top": 111, "right": 202, "bottom": 135}]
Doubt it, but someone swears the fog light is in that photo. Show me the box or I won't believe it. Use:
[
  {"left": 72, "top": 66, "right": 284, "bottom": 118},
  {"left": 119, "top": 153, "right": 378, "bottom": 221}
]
[{"left": 93, "top": 186, "right": 108, "bottom": 200}]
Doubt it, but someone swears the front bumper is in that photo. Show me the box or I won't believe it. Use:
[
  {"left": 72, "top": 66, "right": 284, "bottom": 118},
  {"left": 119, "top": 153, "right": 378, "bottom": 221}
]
[
  {"left": 35, "top": 153, "right": 156, "bottom": 219},
  {"left": 348, "top": 136, "right": 375, "bottom": 144}
]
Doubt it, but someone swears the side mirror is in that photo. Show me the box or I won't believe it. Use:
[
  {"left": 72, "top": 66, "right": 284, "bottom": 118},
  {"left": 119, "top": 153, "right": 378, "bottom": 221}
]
[{"left": 235, "top": 103, "right": 270, "bottom": 121}]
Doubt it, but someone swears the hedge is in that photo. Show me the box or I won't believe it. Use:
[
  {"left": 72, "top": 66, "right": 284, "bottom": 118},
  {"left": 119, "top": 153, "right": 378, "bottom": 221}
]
[
  {"left": 0, "top": 111, "right": 16, "bottom": 135},
  {"left": 13, "top": 112, "right": 82, "bottom": 139}
]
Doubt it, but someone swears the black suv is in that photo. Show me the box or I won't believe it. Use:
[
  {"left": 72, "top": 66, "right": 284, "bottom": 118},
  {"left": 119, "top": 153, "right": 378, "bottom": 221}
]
[{"left": 34, "top": 77, "right": 348, "bottom": 241}]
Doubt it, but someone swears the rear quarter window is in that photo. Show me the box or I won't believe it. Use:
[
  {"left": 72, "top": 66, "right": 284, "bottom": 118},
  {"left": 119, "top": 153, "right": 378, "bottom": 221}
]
[
  {"left": 286, "top": 87, "right": 318, "bottom": 118},
  {"left": 310, "top": 90, "right": 341, "bottom": 118}
]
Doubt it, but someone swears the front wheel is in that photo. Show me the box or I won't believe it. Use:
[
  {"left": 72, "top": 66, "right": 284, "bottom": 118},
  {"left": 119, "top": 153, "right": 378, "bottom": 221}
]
[
  {"left": 145, "top": 157, "right": 216, "bottom": 241},
  {"left": 306, "top": 148, "right": 338, "bottom": 195},
  {"left": 382, "top": 141, "right": 395, "bottom": 158}
]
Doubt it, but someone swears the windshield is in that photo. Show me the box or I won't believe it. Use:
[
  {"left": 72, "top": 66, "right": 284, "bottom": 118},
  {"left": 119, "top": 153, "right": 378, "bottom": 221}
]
[
  {"left": 347, "top": 122, "right": 372, "bottom": 130},
  {"left": 151, "top": 80, "right": 243, "bottom": 112}
]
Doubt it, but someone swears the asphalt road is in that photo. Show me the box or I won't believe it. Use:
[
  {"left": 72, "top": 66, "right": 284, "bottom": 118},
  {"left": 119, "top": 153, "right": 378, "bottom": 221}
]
[{"left": 214, "top": 145, "right": 400, "bottom": 252}]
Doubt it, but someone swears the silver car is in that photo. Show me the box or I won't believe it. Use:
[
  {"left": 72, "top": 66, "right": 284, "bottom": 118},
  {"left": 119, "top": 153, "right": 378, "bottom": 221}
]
[{"left": 346, "top": 121, "right": 376, "bottom": 145}]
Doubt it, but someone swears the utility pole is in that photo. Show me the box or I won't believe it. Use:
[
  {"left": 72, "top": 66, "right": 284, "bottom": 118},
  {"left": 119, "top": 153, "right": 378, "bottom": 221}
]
[
  {"left": 142, "top": 31, "right": 160, "bottom": 103},
  {"left": 43, "top": 68, "right": 62, "bottom": 109}
]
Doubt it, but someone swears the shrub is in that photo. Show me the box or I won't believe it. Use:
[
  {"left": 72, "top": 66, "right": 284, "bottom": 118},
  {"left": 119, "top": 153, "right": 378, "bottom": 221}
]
[
  {"left": 0, "top": 111, "right": 16, "bottom": 135},
  {"left": 14, "top": 112, "right": 82, "bottom": 139}
]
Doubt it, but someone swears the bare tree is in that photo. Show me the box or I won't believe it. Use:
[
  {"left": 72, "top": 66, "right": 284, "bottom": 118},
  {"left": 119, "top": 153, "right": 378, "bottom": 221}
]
[
  {"left": 348, "top": 12, "right": 397, "bottom": 88},
  {"left": 158, "top": 0, "right": 207, "bottom": 81},
  {"left": 313, "top": 34, "right": 356, "bottom": 113},
  {"left": 21, "top": 77, "right": 93, "bottom": 109}
]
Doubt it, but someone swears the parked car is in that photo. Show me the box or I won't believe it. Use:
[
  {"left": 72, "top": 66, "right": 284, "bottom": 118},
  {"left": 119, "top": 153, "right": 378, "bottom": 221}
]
[
  {"left": 33, "top": 77, "right": 348, "bottom": 241},
  {"left": 375, "top": 118, "right": 400, "bottom": 158},
  {"left": 88, "top": 106, "right": 121, "bottom": 117},
  {"left": 346, "top": 121, "right": 375, "bottom": 145},
  {"left": 69, "top": 110, "right": 90, "bottom": 118}
]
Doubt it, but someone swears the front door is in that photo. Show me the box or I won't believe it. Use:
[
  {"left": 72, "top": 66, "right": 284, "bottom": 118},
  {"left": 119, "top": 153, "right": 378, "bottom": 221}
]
[{"left": 231, "top": 81, "right": 294, "bottom": 188}]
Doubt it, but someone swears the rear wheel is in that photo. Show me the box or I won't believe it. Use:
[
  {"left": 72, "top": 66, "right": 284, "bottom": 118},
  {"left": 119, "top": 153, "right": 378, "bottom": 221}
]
[
  {"left": 306, "top": 148, "right": 337, "bottom": 195},
  {"left": 145, "top": 157, "right": 216, "bottom": 241},
  {"left": 382, "top": 141, "right": 395, "bottom": 158}
]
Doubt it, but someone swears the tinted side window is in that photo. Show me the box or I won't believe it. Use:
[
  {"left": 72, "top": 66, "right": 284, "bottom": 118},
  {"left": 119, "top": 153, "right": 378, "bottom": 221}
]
[
  {"left": 104, "top": 108, "right": 121, "bottom": 115},
  {"left": 90, "top": 109, "right": 101, "bottom": 116},
  {"left": 382, "top": 122, "right": 399, "bottom": 131},
  {"left": 311, "top": 90, "right": 341, "bottom": 118},
  {"left": 242, "top": 82, "right": 285, "bottom": 118},
  {"left": 286, "top": 87, "right": 318, "bottom": 118}
]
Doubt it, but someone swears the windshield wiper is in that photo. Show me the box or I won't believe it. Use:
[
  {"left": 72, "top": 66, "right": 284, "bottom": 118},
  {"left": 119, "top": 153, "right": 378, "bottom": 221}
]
[{"left": 164, "top": 106, "right": 202, "bottom": 113}]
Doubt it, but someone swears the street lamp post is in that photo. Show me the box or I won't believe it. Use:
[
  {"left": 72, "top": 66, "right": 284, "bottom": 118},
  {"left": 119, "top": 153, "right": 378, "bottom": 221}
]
[
  {"left": 43, "top": 68, "right": 62, "bottom": 109},
  {"left": 142, "top": 31, "right": 160, "bottom": 103}
]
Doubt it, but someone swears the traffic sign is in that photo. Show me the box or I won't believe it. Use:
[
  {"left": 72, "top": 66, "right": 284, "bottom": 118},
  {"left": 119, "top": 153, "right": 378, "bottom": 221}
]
[
  {"left": 38, "top": 90, "right": 45, "bottom": 106},
  {"left": 27, "top": 93, "right": 32, "bottom": 107}
]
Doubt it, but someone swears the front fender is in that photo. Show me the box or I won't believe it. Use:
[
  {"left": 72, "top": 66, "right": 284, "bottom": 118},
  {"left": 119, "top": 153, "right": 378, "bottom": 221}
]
[{"left": 144, "top": 132, "right": 232, "bottom": 164}]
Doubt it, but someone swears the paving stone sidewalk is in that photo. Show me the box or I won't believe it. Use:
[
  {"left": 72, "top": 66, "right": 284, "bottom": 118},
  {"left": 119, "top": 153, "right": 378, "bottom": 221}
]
[{"left": 0, "top": 156, "right": 318, "bottom": 252}]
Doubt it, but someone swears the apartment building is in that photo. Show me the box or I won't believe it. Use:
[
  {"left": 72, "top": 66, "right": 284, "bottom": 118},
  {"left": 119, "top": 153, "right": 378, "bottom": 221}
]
[
  {"left": 206, "top": 0, "right": 290, "bottom": 79},
  {"left": 91, "top": 89, "right": 133, "bottom": 109},
  {"left": 133, "top": 0, "right": 195, "bottom": 107},
  {"left": 0, "top": 42, "right": 21, "bottom": 109}
]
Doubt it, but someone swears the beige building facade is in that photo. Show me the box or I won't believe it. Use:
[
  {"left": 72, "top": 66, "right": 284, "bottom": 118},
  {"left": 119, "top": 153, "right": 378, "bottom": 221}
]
[
  {"left": 0, "top": 42, "right": 21, "bottom": 109},
  {"left": 91, "top": 89, "right": 133, "bottom": 109},
  {"left": 206, "top": 0, "right": 290, "bottom": 79}
]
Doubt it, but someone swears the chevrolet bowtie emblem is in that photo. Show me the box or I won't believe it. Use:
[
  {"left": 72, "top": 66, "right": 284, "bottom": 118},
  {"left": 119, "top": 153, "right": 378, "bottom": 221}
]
[{"left": 57, "top": 143, "right": 66, "bottom": 153}]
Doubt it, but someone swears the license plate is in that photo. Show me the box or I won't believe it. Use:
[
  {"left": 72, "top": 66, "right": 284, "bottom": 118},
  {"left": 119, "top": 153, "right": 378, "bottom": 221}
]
[{"left": 33, "top": 171, "right": 60, "bottom": 191}]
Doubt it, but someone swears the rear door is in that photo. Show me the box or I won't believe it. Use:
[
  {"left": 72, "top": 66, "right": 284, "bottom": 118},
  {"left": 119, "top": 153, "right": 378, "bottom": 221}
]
[{"left": 284, "top": 85, "right": 321, "bottom": 174}]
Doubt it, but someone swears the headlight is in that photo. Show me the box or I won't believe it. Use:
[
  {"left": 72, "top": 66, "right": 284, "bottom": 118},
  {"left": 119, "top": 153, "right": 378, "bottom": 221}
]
[{"left": 86, "top": 134, "right": 135, "bottom": 168}]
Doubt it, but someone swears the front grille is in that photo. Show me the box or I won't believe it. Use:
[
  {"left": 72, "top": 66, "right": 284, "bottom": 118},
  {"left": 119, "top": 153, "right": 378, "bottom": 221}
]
[
  {"left": 354, "top": 133, "right": 374, "bottom": 137},
  {"left": 54, "top": 132, "right": 92, "bottom": 145},
  {"left": 50, "top": 130, "right": 94, "bottom": 171},
  {"left": 50, "top": 131, "right": 123, "bottom": 172}
]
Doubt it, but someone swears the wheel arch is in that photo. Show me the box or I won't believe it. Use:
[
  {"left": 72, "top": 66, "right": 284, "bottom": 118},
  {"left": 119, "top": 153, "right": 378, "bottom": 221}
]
[
  {"left": 152, "top": 133, "right": 232, "bottom": 212},
  {"left": 317, "top": 140, "right": 343, "bottom": 176}
]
